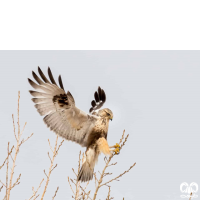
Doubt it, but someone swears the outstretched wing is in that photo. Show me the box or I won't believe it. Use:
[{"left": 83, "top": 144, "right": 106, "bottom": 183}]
[
  {"left": 28, "top": 67, "right": 98, "bottom": 147},
  {"left": 89, "top": 86, "right": 106, "bottom": 114}
]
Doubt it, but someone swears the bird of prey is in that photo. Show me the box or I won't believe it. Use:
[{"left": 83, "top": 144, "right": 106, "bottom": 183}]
[{"left": 28, "top": 67, "right": 120, "bottom": 182}]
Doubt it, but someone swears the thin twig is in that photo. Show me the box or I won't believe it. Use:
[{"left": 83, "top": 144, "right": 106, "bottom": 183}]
[
  {"left": 22, "top": 132, "right": 34, "bottom": 144},
  {"left": 6, "top": 142, "right": 10, "bottom": 198},
  {"left": 72, "top": 168, "right": 77, "bottom": 177},
  {"left": 7, "top": 173, "right": 21, "bottom": 191},
  {"left": 48, "top": 139, "right": 53, "bottom": 152},
  {"left": 55, "top": 139, "right": 64, "bottom": 156},
  {"left": 28, "top": 178, "right": 44, "bottom": 200},
  {"left": 100, "top": 163, "right": 136, "bottom": 187},
  {"left": 79, "top": 185, "right": 92, "bottom": 200},
  {"left": 51, "top": 164, "right": 57, "bottom": 173},
  {"left": 12, "top": 114, "right": 17, "bottom": 141},
  {"left": 74, "top": 151, "right": 82, "bottom": 200},
  {"left": 20, "top": 122, "right": 27, "bottom": 137},
  {"left": 0, "top": 185, "right": 3, "bottom": 192},
  {"left": 68, "top": 177, "right": 75, "bottom": 195},
  {"left": 106, "top": 187, "right": 112, "bottom": 200},
  {"left": 0, "top": 180, "right": 6, "bottom": 187},
  {"left": 119, "top": 130, "right": 125, "bottom": 145},
  {"left": 7, "top": 92, "right": 21, "bottom": 200},
  {"left": 48, "top": 152, "right": 52, "bottom": 162},
  {"left": 0, "top": 145, "right": 14, "bottom": 170},
  {"left": 6, "top": 92, "right": 33, "bottom": 200},
  {"left": 52, "top": 187, "right": 59, "bottom": 200},
  {"left": 41, "top": 136, "right": 63, "bottom": 200},
  {"left": 107, "top": 162, "right": 117, "bottom": 168}
]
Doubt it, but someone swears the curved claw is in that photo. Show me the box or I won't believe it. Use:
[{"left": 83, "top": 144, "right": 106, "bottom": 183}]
[
  {"left": 114, "top": 147, "right": 120, "bottom": 155},
  {"left": 114, "top": 143, "right": 120, "bottom": 148}
]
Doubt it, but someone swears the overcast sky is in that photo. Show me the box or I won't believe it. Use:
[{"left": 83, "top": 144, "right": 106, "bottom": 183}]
[{"left": 0, "top": 51, "right": 199, "bottom": 200}]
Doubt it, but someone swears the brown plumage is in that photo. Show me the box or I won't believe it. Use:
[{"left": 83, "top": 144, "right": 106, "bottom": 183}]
[{"left": 28, "top": 67, "right": 116, "bottom": 182}]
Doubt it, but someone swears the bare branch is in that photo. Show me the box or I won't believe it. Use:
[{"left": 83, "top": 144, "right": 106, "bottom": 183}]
[
  {"left": 0, "top": 185, "right": 3, "bottom": 192},
  {"left": 48, "top": 152, "right": 52, "bottom": 162},
  {"left": 28, "top": 178, "right": 44, "bottom": 200},
  {"left": 120, "top": 133, "right": 129, "bottom": 151},
  {"left": 101, "top": 163, "right": 136, "bottom": 187},
  {"left": 7, "top": 92, "right": 33, "bottom": 200},
  {"left": 7, "top": 92, "right": 21, "bottom": 200},
  {"left": 106, "top": 187, "right": 113, "bottom": 200},
  {"left": 107, "top": 162, "right": 117, "bottom": 168},
  {"left": 48, "top": 139, "right": 53, "bottom": 152},
  {"left": 72, "top": 168, "right": 77, "bottom": 177},
  {"left": 20, "top": 122, "right": 27, "bottom": 137},
  {"left": 41, "top": 136, "right": 63, "bottom": 200},
  {"left": 6, "top": 142, "right": 10, "bottom": 198},
  {"left": 12, "top": 114, "right": 17, "bottom": 141},
  {"left": 119, "top": 130, "right": 125, "bottom": 145},
  {"left": 0, "top": 180, "right": 6, "bottom": 187},
  {"left": 79, "top": 185, "right": 92, "bottom": 200},
  {"left": 52, "top": 187, "right": 59, "bottom": 200},
  {"left": 7, "top": 173, "right": 21, "bottom": 191},
  {"left": 0, "top": 145, "right": 14, "bottom": 170},
  {"left": 68, "top": 177, "right": 75, "bottom": 195},
  {"left": 43, "top": 170, "right": 48, "bottom": 178},
  {"left": 23, "top": 133, "right": 34, "bottom": 144},
  {"left": 12, "top": 173, "right": 21, "bottom": 188},
  {"left": 50, "top": 164, "right": 57, "bottom": 173},
  {"left": 55, "top": 139, "right": 64, "bottom": 156}
]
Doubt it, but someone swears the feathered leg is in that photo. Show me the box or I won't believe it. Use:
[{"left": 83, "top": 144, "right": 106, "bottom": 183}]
[{"left": 96, "top": 137, "right": 120, "bottom": 155}]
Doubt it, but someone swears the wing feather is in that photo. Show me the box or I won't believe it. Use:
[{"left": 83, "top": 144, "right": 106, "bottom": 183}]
[
  {"left": 48, "top": 67, "right": 58, "bottom": 86},
  {"left": 29, "top": 67, "right": 98, "bottom": 147},
  {"left": 58, "top": 75, "right": 65, "bottom": 91},
  {"left": 89, "top": 86, "right": 106, "bottom": 113},
  {"left": 28, "top": 79, "right": 53, "bottom": 94},
  {"left": 38, "top": 66, "right": 51, "bottom": 84},
  {"left": 32, "top": 98, "right": 52, "bottom": 104},
  {"left": 29, "top": 91, "right": 53, "bottom": 98}
]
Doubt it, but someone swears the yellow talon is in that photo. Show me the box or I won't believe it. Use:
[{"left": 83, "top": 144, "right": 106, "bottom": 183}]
[
  {"left": 114, "top": 143, "right": 120, "bottom": 148},
  {"left": 114, "top": 147, "right": 120, "bottom": 155}
]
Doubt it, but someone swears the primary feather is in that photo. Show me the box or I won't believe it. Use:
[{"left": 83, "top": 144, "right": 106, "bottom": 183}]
[{"left": 28, "top": 67, "right": 99, "bottom": 147}]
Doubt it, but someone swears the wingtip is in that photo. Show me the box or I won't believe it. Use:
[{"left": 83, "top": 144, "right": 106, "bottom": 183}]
[
  {"left": 38, "top": 66, "right": 41, "bottom": 72},
  {"left": 28, "top": 78, "right": 32, "bottom": 84},
  {"left": 32, "top": 71, "right": 36, "bottom": 76},
  {"left": 89, "top": 107, "right": 93, "bottom": 113},
  {"left": 58, "top": 75, "right": 65, "bottom": 91}
]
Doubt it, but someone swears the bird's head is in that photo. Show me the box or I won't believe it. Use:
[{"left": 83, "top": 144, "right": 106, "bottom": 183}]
[{"left": 98, "top": 108, "right": 113, "bottom": 121}]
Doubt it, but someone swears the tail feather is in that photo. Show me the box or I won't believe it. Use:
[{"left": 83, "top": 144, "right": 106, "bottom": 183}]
[
  {"left": 77, "top": 162, "right": 93, "bottom": 182},
  {"left": 77, "top": 147, "right": 99, "bottom": 182}
]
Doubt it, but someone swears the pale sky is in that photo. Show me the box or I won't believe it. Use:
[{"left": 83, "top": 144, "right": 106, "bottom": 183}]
[{"left": 0, "top": 51, "right": 199, "bottom": 200}]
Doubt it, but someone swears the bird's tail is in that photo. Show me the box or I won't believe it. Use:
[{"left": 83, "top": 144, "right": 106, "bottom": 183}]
[
  {"left": 77, "top": 148, "right": 98, "bottom": 182},
  {"left": 77, "top": 161, "right": 94, "bottom": 182}
]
